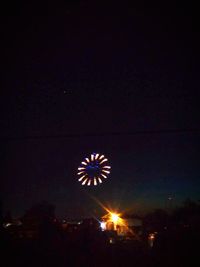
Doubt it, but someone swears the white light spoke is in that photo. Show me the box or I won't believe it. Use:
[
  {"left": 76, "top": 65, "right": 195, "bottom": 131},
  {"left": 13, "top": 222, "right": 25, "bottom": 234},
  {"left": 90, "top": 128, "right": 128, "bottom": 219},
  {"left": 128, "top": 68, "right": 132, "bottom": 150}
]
[
  {"left": 82, "top": 179, "right": 88, "bottom": 185},
  {"left": 78, "top": 175, "right": 86, "bottom": 181},
  {"left": 103, "top": 166, "right": 111, "bottom": 169},
  {"left": 98, "top": 177, "right": 102, "bottom": 183},
  {"left": 100, "top": 158, "right": 108, "bottom": 164},
  {"left": 78, "top": 167, "right": 85, "bottom": 171},
  {"left": 102, "top": 170, "right": 110, "bottom": 174},
  {"left": 77, "top": 171, "right": 85, "bottom": 175}
]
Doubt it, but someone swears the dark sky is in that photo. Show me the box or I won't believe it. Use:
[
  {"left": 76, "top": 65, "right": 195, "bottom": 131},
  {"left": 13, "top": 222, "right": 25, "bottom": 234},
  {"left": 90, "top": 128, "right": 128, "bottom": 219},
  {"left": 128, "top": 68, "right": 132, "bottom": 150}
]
[{"left": 1, "top": 1, "right": 199, "bottom": 218}]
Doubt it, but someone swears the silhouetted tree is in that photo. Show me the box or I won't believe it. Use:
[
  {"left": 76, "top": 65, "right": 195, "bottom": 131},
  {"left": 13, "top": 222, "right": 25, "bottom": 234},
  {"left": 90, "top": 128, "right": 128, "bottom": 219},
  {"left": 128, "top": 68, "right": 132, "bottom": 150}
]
[
  {"left": 21, "top": 201, "right": 55, "bottom": 226},
  {"left": 143, "top": 209, "right": 169, "bottom": 232},
  {"left": 172, "top": 199, "right": 200, "bottom": 230},
  {"left": 0, "top": 199, "right": 3, "bottom": 224},
  {"left": 3, "top": 210, "right": 12, "bottom": 224}
]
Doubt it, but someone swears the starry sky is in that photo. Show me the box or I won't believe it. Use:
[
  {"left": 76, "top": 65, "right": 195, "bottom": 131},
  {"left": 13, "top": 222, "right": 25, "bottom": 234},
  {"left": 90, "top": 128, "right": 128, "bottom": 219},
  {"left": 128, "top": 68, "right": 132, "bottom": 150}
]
[{"left": 1, "top": 1, "right": 199, "bottom": 218}]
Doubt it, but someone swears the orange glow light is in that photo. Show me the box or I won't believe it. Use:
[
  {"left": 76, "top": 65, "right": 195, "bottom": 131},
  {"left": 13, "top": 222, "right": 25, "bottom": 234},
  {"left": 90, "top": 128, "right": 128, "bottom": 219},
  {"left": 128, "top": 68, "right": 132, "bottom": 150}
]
[{"left": 110, "top": 213, "right": 120, "bottom": 223}]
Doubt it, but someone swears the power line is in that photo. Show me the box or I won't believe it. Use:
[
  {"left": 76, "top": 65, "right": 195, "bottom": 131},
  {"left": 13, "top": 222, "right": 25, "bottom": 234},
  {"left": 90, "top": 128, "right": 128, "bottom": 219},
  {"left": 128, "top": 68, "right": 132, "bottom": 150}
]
[{"left": 1, "top": 128, "right": 200, "bottom": 141}]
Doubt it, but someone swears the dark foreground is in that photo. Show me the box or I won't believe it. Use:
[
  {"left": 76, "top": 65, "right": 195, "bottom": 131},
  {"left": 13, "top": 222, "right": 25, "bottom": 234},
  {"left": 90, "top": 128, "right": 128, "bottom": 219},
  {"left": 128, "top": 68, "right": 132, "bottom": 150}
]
[{"left": 1, "top": 226, "right": 200, "bottom": 267}]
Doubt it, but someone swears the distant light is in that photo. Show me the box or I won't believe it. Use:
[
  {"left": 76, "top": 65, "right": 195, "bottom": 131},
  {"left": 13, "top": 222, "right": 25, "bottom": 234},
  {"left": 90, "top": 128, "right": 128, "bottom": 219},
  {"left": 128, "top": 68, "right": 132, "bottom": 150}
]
[
  {"left": 81, "top": 161, "right": 87, "bottom": 166},
  {"left": 148, "top": 233, "right": 156, "bottom": 247},
  {"left": 149, "top": 233, "right": 155, "bottom": 240},
  {"left": 100, "top": 221, "right": 106, "bottom": 230},
  {"left": 3, "top": 223, "right": 12, "bottom": 228},
  {"left": 109, "top": 238, "right": 114, "bottom": 244}
]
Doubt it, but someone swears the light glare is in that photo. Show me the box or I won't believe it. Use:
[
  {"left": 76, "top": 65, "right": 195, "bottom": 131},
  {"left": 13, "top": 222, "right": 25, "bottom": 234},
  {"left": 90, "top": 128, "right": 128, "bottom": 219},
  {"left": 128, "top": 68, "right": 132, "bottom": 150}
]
[{"left": 111, "top": 213, "right": 119, "bottom": 223}]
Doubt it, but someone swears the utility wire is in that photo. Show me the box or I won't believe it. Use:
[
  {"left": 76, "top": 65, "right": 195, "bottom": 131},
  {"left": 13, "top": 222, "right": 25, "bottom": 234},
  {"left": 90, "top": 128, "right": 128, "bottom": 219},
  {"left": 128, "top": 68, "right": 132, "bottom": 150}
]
[{"left": 1, "top": 128, "right": 200, "bottom": 141}]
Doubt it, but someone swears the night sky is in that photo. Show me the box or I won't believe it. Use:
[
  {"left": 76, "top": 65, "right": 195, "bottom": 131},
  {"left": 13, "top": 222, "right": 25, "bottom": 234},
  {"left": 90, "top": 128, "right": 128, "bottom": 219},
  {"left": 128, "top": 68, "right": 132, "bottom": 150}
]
[{"left": 1, "top": 1, "right": 199, "bottom": 218}]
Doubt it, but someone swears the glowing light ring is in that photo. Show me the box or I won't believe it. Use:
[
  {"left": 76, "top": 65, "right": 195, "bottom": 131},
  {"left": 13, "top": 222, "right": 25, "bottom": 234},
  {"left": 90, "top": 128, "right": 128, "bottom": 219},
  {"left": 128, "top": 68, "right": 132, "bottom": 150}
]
[{"left": 77, "top": 153, "right": 111, "bottom": 186}]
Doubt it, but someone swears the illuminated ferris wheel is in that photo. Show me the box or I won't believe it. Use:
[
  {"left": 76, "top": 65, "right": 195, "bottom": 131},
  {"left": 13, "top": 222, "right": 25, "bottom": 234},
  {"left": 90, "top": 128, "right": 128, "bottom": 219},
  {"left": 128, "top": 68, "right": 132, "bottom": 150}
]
[{"left": 77, "top": 153, "right": 111, "bottom": 186}]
